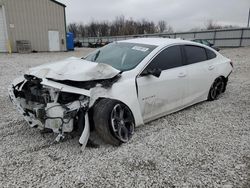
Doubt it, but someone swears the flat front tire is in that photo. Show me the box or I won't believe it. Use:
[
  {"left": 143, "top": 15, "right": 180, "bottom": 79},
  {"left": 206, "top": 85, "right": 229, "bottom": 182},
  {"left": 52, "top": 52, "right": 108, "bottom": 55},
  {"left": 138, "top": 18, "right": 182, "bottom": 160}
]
[{"left": 93, "top": 99, "right": 135, "bottom": 146}]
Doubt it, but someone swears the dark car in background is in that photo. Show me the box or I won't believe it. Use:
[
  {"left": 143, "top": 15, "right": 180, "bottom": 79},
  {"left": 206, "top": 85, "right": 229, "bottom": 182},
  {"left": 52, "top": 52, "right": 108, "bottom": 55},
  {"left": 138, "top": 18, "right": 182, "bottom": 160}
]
[{"left": 192, "top": 39, "right": 220, "bottom": 51}]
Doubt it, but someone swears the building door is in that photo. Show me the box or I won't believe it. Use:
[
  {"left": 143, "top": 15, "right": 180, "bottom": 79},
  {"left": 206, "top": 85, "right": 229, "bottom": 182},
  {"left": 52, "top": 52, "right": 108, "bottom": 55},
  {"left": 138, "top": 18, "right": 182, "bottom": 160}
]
[
  {"left": 48, "top": 30, "right": 60, "bottom": 51},
  {"left": 0, "top": 6, "right": 8, "bottom": 52}
]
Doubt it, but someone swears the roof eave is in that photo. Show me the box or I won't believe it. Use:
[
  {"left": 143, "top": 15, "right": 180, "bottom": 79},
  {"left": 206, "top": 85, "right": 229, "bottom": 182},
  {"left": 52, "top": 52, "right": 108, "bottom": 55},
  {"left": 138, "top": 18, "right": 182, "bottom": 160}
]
[{"left": 50, "top": 0, "right": 66, "bottom": 8}]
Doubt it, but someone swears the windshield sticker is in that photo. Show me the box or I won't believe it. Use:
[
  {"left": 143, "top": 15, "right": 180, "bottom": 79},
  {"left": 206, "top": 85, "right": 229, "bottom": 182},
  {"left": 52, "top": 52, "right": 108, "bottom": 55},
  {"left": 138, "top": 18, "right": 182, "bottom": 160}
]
[{"left": 132, "top": 46, "right": 149, "bottom": 52}]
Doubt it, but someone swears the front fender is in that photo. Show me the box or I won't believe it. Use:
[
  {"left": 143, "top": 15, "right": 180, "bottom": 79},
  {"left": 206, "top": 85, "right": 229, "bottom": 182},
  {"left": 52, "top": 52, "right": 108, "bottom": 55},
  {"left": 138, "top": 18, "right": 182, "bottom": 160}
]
[{"left": 89, "top": 77, "right": 144, "bottom": 127}]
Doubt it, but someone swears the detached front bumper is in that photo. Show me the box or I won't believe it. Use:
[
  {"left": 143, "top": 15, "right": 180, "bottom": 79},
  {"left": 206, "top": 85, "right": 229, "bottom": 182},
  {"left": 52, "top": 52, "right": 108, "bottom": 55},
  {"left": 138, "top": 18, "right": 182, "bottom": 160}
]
[{"left": 8, "top": 77, "right": 91, "bottom": 147}]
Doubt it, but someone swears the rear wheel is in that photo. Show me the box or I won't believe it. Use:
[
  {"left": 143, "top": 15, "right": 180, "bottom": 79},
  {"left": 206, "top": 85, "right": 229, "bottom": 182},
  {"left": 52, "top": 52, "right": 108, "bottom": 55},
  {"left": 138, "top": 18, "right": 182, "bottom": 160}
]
[
  {"left": 208, "top": 77, "right": 225, "bottom": 101},
  {"left": 93, "top": 99, "right": 135, "bottom": 146}
]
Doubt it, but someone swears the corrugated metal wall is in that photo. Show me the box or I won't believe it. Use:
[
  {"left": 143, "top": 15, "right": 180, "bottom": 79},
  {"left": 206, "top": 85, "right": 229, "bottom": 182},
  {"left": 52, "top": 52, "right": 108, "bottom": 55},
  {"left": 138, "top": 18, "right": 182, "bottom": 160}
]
[
  {"left": 0, "top": 0, "right": 66, "bottom": 52},
  {"left": 78, "top": 28, "right": 250, "bottom": 47}
]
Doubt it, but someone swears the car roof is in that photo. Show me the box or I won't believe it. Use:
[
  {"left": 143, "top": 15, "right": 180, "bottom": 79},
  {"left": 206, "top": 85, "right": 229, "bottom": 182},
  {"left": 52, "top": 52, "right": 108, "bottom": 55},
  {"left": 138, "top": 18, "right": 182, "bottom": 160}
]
[{"left": 119, "top": 37, "right": 196, "bottom": 47}]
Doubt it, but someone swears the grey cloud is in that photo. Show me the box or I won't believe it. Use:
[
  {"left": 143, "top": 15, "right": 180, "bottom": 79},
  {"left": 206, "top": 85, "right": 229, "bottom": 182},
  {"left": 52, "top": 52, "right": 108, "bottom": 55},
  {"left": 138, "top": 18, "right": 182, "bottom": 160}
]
[{"left": 58, "top": 0, "right": 250, "bottom": 31}]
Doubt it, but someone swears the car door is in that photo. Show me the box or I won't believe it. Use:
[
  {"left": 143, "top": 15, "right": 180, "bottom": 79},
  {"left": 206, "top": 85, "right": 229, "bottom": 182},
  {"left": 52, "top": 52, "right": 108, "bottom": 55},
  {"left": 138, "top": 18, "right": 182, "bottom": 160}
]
[
  {"left": 205, "top": 48, "right": 218, "bottom": 85},
  {"left": 182, "top": 45, "right": 211, "bottom": 106},
  {"left": 136, "top": 45, "right": 188, "bottom": 122}
]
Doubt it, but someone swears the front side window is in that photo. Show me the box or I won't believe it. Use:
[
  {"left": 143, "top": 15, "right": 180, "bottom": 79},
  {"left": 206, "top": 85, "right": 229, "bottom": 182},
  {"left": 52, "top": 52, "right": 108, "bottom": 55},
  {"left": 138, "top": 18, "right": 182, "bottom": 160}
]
[
  {"left": 146, "top": 45, "right": 183, "bottom": 71},
  {"left": 184, "top": 45, "right": 207, "bottom": 64},
  {"left": 84, "top": 42, "right": 156, "bottom": 71}
]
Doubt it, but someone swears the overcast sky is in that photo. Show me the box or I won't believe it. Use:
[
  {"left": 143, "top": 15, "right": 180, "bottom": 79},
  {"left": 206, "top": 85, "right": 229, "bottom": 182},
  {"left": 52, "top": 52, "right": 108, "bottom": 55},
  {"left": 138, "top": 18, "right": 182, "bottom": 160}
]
[{"left": 57, "top": 0, "right": 250, "bottom": 31}]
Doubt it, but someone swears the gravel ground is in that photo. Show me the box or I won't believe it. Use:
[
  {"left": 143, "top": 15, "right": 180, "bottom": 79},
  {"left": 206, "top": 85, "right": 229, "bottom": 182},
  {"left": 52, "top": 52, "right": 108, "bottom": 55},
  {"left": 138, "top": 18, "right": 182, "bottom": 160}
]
[{"left": 0, "top": 47, "right": 249, "bottom": 187}]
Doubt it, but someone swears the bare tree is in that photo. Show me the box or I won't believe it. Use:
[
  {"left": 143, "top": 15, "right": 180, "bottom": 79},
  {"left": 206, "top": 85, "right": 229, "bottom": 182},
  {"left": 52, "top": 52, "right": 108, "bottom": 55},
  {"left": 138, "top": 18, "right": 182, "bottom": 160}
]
[
  {"left": 124, "top": 18, "right": 137, "bottom": 35},
  {"left": 165, "top": 24, "right": 174, "bottom": 33},
  {"left": 114, "top": 15, "right": 125, "bottom": 35},
  {"left": 204, "top": 19, "right": 240, "bottom": 30},
  {"left": 189, "top": 27, "right": 202, "bottom": 32},
  {"left": 99, "top": 22, "right": 110, "bottom": 36},
  {"left": 67, "top": 23, "right": 78, "bottom": 37},
  {"left": 88, "top": 22, "right": 99, "bottom": 37},
  {"left": 67, "top": 16, "right": 173, "bottom": 37},
  {"left": 78, "top": 24, "right": 86, "bottom": 37},
  {"left": 158, "top": 20, "right": 166, "bottom": 33},
  {"left": 205, "top": 19, "right": 222, "bottom": 30}
]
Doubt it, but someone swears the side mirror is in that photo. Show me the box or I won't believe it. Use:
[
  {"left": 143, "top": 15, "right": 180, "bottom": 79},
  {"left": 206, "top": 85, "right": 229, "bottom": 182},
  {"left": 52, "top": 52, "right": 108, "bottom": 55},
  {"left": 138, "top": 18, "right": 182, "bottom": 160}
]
[
  {"left": 209, "top": 43, "right": 214, "bottom": 47},
  {"left": 141, "top": 68, "right": 162, "bottom": 78}
]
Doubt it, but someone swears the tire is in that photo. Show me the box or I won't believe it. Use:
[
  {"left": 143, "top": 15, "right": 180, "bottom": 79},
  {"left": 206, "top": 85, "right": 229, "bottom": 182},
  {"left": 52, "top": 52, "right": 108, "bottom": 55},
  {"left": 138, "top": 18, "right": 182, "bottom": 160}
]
[
  {"left": 208, "top": 77, "right": 225, "bottom": 101},
  {"left": 93, "top": 99, "right": 135, "bottom": 146}
]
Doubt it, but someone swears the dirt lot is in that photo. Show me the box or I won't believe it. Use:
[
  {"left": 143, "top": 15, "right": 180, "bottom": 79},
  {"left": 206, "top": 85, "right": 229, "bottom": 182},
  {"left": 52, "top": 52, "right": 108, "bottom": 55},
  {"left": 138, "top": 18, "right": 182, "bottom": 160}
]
[{"left": 0, "top": 47, "right": 249, "bottom": 187}]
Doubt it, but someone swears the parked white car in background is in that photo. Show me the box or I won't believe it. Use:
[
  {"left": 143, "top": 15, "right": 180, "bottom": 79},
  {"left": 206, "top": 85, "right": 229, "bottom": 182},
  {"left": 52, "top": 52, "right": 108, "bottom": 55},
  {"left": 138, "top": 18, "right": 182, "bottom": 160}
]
[{"left": 9, "top": 38, "right": 233, "bottom": 147}]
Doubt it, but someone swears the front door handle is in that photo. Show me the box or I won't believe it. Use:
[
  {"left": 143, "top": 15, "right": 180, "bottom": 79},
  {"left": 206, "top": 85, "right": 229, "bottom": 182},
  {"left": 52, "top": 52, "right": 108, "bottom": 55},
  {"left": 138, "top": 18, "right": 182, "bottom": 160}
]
[
  {"left": 178, "top": 72, "right": 186, "bottom": 78},
  {"left": 208, "top": 65, "right": 215, "bottom": 70}
]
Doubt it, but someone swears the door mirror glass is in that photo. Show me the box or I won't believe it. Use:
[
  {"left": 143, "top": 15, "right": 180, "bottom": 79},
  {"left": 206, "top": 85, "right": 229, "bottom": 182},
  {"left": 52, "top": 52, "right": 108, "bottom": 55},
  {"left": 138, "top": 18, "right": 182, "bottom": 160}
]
[{"left": 141, "top": 68, "right": 162, "bottom": 78}]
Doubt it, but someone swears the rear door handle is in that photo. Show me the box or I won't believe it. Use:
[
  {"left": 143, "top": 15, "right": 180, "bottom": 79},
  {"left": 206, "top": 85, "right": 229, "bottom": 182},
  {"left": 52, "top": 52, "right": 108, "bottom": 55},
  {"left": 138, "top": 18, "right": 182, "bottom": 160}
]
[
  {"left": 178, "top": 72, "right": 186, "bottom": 78},
  {"left": 208, "top": 65, "right": 215, "bottom": 70}
]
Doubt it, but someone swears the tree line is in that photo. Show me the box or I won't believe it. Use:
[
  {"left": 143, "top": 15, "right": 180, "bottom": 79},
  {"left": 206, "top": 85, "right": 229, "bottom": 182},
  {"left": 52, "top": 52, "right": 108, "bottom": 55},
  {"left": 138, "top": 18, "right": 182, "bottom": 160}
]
[
  {"left": 189, "top": 19, "right": 240, "bottom": 31},
  {"left": 68, "top": 16, "right": 173, "bottom": 38},
  {"left": 68, "top": 17, "right": 240, "bottom": 38}
]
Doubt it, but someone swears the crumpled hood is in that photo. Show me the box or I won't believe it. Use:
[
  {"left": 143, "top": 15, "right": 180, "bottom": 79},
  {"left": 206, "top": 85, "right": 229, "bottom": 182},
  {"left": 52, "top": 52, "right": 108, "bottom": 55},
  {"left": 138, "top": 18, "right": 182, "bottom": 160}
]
[{"left": 27, "top": 57, "right": 120, "bottom": 81}]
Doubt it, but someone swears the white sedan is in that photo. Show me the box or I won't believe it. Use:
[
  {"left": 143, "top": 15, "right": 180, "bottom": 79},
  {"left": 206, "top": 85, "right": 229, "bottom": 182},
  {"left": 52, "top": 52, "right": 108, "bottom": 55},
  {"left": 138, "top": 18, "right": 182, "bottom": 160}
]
[{"left": 9, "top": 38, "right": 233, "bottom": 147}]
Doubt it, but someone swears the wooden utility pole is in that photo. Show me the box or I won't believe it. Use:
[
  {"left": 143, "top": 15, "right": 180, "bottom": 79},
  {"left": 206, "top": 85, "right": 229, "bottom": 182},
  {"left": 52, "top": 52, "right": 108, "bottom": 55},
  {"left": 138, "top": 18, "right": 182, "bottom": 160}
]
[{"left": 248, "top": 8, "right": 250, "bottom": 27}]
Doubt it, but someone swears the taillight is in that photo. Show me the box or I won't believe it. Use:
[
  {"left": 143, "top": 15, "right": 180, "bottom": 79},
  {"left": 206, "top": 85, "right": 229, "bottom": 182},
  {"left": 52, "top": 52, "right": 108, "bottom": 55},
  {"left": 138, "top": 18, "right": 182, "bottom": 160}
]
[{"left": 230, "top": 61, "right": 233, "bottom": 68}]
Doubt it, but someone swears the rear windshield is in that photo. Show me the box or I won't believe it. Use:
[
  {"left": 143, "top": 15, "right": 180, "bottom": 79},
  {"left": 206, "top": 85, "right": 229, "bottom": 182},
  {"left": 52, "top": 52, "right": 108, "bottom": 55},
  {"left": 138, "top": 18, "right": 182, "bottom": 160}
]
[{"left": 84, "top": 42, "right": 156, "bottom": 71}]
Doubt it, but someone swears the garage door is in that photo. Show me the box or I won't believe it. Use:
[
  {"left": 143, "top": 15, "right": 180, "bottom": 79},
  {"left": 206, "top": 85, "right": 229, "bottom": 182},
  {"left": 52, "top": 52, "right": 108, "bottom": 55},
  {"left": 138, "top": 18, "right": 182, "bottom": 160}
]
[{"left": 0, "top": 6, "right": 8, "bottom": 52}]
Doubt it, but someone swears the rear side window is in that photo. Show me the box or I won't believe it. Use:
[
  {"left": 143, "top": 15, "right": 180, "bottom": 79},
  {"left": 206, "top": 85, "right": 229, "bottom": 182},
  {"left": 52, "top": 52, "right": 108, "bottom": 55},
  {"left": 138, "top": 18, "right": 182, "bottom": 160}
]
[
  {"left": 206, "top": 49, "right": 217, "bottom": 59},
  {"left": 147, "top": 45, "right": 183, "bottom": 71},
  {"left": 184, "top": 45, "right": 207, "bottom": 64}
]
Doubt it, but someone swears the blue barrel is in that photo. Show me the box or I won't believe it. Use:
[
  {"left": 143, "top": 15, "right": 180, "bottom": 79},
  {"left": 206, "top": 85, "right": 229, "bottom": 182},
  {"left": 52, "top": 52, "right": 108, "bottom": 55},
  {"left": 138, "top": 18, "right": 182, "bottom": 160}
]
[{"left": 66, "top": 32, "right": 74, "bottom": 51}]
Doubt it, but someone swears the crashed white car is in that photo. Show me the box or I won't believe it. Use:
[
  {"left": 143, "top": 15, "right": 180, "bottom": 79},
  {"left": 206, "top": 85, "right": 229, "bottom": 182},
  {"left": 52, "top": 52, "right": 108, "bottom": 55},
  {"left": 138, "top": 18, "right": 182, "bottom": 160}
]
[{"left": 9, "top": 38, "right": 233, "bottom": 147}]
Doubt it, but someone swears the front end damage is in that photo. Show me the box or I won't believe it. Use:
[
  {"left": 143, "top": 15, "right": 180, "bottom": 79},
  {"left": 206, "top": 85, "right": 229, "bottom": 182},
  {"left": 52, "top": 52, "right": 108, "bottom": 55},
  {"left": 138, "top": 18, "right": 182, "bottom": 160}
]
[
  {"left": 8, "top": 58, "right": 144, "bottom": 148},
  {"left": 8, "top": 75, "right": 93, "bottom": 147}
]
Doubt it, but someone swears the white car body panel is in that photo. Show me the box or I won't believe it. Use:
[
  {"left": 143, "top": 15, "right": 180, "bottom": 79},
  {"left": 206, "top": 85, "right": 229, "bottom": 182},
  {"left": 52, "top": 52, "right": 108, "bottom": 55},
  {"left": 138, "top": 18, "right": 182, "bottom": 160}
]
[
  {"left": 8, "top": 38, "right": 233, "bottom": 147},
  {"left": 28, "top": 57, "right": 120, "bottom": 81},
  {"left": 183, "top": 61, "right": 211, "bottom": 106},
  {"left": 88, "top": 76, "right": 144, "bottom": 126},
  {"left": 137, "top": 66, "right": 187, "bottom": 122},
  {"left": 42, "top": 79, "right": 91, "bottom": 96}
]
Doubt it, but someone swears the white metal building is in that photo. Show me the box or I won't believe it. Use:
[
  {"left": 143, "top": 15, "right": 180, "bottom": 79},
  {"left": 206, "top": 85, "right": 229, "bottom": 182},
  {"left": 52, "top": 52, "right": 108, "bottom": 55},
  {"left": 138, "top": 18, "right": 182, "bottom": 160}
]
[{"left": 0, "top": 0, "right": 67, "bottom": 52}]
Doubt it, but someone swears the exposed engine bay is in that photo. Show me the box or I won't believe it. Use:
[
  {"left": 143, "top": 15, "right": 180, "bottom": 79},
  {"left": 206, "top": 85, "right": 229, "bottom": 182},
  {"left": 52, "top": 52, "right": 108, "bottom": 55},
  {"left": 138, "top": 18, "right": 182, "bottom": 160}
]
[{"left": 9, "top": 75, "right": 92, "bottom": 143}]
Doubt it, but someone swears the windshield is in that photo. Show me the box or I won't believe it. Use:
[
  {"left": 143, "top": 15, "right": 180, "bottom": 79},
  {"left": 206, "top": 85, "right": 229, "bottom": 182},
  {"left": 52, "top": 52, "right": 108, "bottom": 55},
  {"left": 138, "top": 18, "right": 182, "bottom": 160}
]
[
  {"left": 202, "top": 40, "right": 211, "bottom": 46},
  {"left": 84, "top": 42, "right": 156, "bottom": 71}
]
